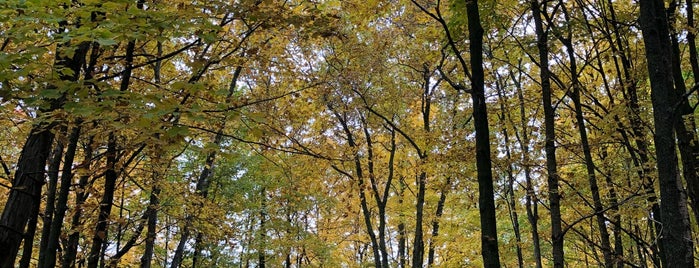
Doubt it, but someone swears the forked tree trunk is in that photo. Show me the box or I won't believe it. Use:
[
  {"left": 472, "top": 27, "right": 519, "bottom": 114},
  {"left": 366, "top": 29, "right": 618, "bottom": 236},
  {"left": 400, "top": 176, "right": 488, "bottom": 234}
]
[{"left": 639, "top": 0, "right": 695, "bottom": 266}]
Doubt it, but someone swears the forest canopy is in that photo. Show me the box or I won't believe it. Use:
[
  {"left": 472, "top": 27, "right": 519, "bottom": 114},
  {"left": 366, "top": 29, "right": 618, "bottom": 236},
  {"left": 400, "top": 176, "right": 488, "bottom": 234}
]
[{"left": 0, "top": 0, "right": 698, "bottom": 267}]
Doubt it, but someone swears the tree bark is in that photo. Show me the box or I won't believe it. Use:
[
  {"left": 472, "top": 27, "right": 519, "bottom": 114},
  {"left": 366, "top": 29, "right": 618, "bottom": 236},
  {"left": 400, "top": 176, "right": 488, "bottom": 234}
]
[
  {"left": 667, "top": 0, "right": 699, "bottom": 229},
  {"left": 0, "top": 37, "right": 89, "bottom": 267},
  {"left": 530, "top": 1, "right": 564, "bottom": 266},
  {"left": 465, "top": 1, "right": 500, "bottom": 266},
  {"left": 37, "top": 128, "right": 66, "bottom": 267},
  {"left": 42, "top": 125, "right": 81, "bottom": 268},
  {"left": 639, "top": 0, "right": 695, "bottom": 266}
]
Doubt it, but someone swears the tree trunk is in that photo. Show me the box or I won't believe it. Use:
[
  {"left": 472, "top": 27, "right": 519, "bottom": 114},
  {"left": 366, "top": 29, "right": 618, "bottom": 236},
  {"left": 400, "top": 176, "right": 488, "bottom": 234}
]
[
  {"left": 465, "top": 1, "right": 500, "bottom": 266},
  {"left": 0, "top": 36, "right": 89, "bottom": 267},
  {"left": 495, "top": 74, "right": 523, "bottom": 268},
  {"left": 140, "top": 40, "right": 164, "bottom": 268},
  {"left": 62, "top": 136, "right": 94, "bottom": 268},
  {"left": 530, "top": 1, "right": 564, "bottom": 266},
  {"left": 37, "top": 130, "right": 66, "bottom": 267},
  {"left": 18, "top": 171, "right": 42, "bottom": 268},
  {"left": 667, "top": 0, "right": 699, "bottom": 228},
  {"left": 87, "top": 134, "right": 119, "bottom": 268},
  {"left": 397, "top": 177, "right": 407, "bottom": 268},
  {"left": 139, "top": 186, "right": 160, "bottom": 268},
  {"left": 555, "top": 5, "right": 615, "bottom": 265},
  {"left": 639, "top": 0, "right": 695, "bottom": 266},
  {"left": 42, "top": 125, "right": 81, "bottom": 268},
  {"left": 510, "top": 67, "right": 543, "bottom": 268},
  {"left": 427, "top": 177, "right": 450, "bottom": 267}
]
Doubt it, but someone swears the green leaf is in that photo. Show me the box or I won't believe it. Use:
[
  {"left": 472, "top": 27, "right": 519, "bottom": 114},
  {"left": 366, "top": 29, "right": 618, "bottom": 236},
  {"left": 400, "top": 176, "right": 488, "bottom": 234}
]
[{"left": 96, "top": 38, "right": 118, "bottom": 46}]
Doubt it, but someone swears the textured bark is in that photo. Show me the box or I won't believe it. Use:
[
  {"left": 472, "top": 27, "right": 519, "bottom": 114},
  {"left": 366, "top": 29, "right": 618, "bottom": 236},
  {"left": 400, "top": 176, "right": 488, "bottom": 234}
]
[
  {"left": 530, "top": 1, "right": 564, "bottom": 266},
  {"left": 639, "top": 0, "right": 695, "bottom": 266}
]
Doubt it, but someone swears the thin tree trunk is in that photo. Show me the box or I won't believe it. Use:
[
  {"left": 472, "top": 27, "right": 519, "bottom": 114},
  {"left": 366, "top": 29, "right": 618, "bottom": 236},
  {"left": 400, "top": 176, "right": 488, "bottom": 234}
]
[
  {"left": 601, "top": 1, "right": 663, "bottom": 264},
  {"left": 62, "top": 136, "right": 95, "bottom": 268},
  {"left": 37, "top": 129, "right": 67, "bottom": 267},
  {"left": 87, "top": 134, "right": 119, "bottom": 268},
  {"left": 555, "top": 5, "right": 614, "bottom": 266},
  {"left": 510, "top": 67, "right": 543, "bottom": 268},
  {"left": 412, "top": 170, "right": 426, "bottom": 268},
  {"left": 465, "top": 1, "right": 500, "bottom": 266},
  {"left": 530, "top": 1, "right": 564, "bottom": 266},
  {"left": 397, "top": 177, "right": 407, "bottom": 268},
  {"left": 42, "top": 125, "right": 82, "bottom": 268},
  {"left": 257, "top": 190, "right": 267, "bottom": 268},
  {"left": 427, "top": 177, "right": 450, "bottom": 267},
  {"left": 139, "top": 186, "right": 160, "bottom": 268},
  {"left": 495, "top": 74, "right": 523, "bottom": 268},
  {"left": 639, "top": 0, "right": 695, "bottom": 266}
]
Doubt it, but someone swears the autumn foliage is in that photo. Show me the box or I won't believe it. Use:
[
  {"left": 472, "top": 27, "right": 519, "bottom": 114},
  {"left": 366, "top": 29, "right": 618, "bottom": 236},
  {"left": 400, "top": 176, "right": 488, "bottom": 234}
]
[{"left": 0, "top": 0, "right": 697, "bottom": 267}]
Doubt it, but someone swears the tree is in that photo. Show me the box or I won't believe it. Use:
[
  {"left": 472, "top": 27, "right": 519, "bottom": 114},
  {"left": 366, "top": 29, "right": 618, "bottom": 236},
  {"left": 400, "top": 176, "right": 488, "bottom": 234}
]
[{"left": 639, "top": 0, "right": 695, "bottom": 266}]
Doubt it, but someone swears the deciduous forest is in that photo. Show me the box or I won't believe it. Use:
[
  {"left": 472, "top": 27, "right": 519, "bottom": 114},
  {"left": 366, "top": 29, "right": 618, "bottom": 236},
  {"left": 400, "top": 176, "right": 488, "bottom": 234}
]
[{"left": 0, "top": 0, "right": 698, "bottom": 267}]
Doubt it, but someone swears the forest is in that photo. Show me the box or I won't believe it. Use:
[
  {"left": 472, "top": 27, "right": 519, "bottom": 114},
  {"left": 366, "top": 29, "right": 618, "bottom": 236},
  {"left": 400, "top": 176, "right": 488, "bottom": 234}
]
[{"left": 0, "top": 0, "right": 698, "bottom": 267}]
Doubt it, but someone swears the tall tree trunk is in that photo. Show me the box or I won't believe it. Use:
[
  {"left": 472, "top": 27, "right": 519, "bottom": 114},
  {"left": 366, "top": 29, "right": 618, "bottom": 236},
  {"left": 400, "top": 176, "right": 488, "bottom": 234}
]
[
  {"left": 530, "top": 1, "right": 564, "bottom": 266},
  {"left": 140, "top": 40, "right": 164, "bottom": 268},
  {"left": 510, "top": 68, "right": 543, "bottom": 268},
  {"left": 667, "top": 0, "right": 699, "bottom": 228},
  {"left": 494, "top": 74, "right": 523, "bottom": 268},
  {"left": 684, "top": 0, "right": 699, "bottom": 227},
  {"left": 465, "top": 1, "right": 500, "bottom": 266},
  {"left": 555, "top": 5, "right": 615, "bottom": 266},
  {"left": 601, "top": 1, "right": 663, "bottom": 264},
  {"left": 18, "top": 170, "right": 42, "bottom": 268},
  {"left": 639, "top": 0, "right": 695, "bottom": 266}
]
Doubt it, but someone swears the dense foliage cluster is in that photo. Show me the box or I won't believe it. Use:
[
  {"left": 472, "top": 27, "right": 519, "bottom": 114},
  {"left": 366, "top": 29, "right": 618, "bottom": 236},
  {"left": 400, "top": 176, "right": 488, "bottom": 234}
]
[{"left": 0, "top": 0, "right": 697, "bottom": 267}]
